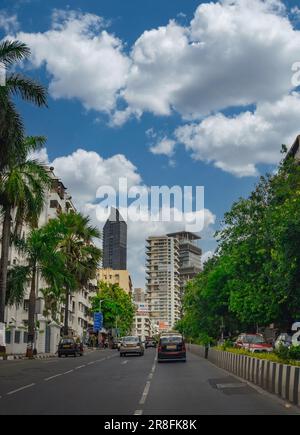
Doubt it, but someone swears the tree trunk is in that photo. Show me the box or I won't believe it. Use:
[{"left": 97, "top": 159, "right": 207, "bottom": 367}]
[
  {"left": 0, "top": 207, "right": 12, "bottom": 323},
  {"left": 27, "top": 264, "right": 36, "bottom": 358},
  {"left": 64, "top": 287, "right": 70, "bottom": 336}
]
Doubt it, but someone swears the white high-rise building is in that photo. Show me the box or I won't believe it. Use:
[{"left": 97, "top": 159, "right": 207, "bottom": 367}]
[{"left": 146, "top": 236, "right": 180, "bottom": 332}]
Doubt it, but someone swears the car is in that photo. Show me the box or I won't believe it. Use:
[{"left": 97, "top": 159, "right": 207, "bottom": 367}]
[
  {"left": 58, "top": 337, "right": 82, "bottom": 357},
  {"left": 120, "top": 336, "right": 144, "bottom": 357},
  {"left": 234, "top": 333, "right": 273, "bottom": 353},
  {"left": 274, "top": 333, "right": 293, "bottom": 350},
  {"left": 145, "top": 338, "right": 156, "bottom": 348},
  {"left": 157, "top": 334, "right": 186, "bottom": 362}
]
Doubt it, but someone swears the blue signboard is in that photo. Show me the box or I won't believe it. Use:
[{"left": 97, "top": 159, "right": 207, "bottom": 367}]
[{"left": 93, "top": 312, "right": 103, "bottom": 332}]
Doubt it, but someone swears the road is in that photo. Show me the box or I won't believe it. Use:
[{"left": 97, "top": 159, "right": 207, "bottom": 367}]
[{"left": 0, "top": 348, "right": 299, "bottom": 415}]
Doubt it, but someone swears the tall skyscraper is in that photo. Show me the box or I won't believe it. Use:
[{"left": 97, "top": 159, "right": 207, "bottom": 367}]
[
  {"left": 167, "top": 232, "right": 202, "bottom": 311},
  {"left": 146, "top": 236, "right": 180, "bottom": 331},
  {"left": 102, "top": 208, "right": 127, "bottom": 270}
]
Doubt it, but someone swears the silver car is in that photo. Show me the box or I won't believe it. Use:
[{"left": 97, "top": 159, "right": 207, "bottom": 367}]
[{"left": 120, "top": 336, "right": 144, "bottom": 357}]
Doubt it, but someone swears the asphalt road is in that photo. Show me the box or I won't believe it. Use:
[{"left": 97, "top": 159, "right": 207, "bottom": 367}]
[{"left": 0, "top": 348, "right": 299, "bottom": 415}]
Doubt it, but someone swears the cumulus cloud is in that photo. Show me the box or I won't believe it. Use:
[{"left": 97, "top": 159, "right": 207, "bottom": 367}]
[
  {"left": 16, "top": 10, "right": 130, "bottom": 114},
  {"left": 175, "top": 93, "right": 300, "bottom": 177},
  {"left": 51, "top": 148, "right": 141, "bottom": 208},
  {"left": 29, "top": 147, "right": 49, "bottom": 164},
  {"left": 0, "top": 11, "right": 19, "bottom": 33},
  {"left": 150, "top": 137, "right": 176, "bottom": 156},
  {"left": 121, "top": 0, "right": 300, "bottom": 119}
]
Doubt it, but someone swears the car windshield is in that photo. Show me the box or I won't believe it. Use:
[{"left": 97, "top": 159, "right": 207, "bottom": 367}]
[
  {"left": 123, "top": 336, "right": 139, "bottom": 343},
  {"left": 160, "top": 336, "right": 183, "bottom": 344},
  {"left": 60, "top": 339, "right": 74, "bottom": 344},
  {"left": 244, "top": 335, "right": 265, "bottom": 344}
]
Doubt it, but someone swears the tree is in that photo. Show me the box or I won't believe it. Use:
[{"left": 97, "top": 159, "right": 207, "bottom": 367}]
[
  {"left": 46, "top": 213, "right": 101, "bottom": 336},
  {"left": 91, "top": 282, "right": 135, "bottom": 337},
  {"left": 0, "top": 40, "right": 47, "bottom": 171},
  {"left": 0, "top": 137, "right": 51, "bottom": 323},
  {"left": 6, "top": 224, "right": 68, "bottom": 357}
]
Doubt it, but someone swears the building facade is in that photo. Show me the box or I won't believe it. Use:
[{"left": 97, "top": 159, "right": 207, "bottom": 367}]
[
  {"left": 97, "top": 268, "right": 133, "bottom": 295},
  {"left": 102, "top": 208, "right": 127, "bottom": 270},
  {"left": 146, "top": 236, "right": 180, "bottom": 332},
  {"left": 167, "top": 231, "right": 202, "bottom": 311}
]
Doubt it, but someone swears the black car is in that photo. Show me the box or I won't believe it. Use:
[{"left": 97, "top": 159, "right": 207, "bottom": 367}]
[
  {"left": 58, "top": 337, "right": 82, "bottom": 357},
  {"left": 145, "top": 338, "right": 157, "bottom": 348},
  {"left": 157, "top": 334, "right": 186, "bottom": 362}
]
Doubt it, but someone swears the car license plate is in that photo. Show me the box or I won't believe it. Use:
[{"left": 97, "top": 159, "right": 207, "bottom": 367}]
[
  {"left": 63, "top": 345, "right": 71, "bottom": 348},
  {"left": 166, "top": 345, "right": 177, "bottom": 350}
]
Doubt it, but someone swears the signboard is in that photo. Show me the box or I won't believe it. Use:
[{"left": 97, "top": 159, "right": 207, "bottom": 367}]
[
  {"left": 93, "top": 312, "right": 103, "bottom": 332},
  {"left": 0, "top": 322, "right": 5, "bottom": 347},
  {"left": 159, "top": 321, "right": 169, "bottom": 331},
  {"left": 135, "top": 302, "right": 149, "bottom": 316}
]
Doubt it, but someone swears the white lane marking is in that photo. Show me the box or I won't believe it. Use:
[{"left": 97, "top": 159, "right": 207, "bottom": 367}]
[
  {"left": 87, "top": 361, "right": 95, "bottom": 365},
  {"left": 45, "top": 373, "right": 63, "bottom": 381},
  {"left": 63, "top": 370, "right": 74, "bottom": 375},
  {"left": 134, "top": 410, "right": 143, "bottom": 415},
  {"left": 75, "top": 365, "right": 85, "bottom": 370},
  {"left": 139, "top": 381, "right": 151, "bottom": 405},
  {"left": 216, "top": 383, "right": 247, "bottom": 389},
  {"left": 7, "top": 383, "right": 35, "bottom": 395},
  {"left": 121, "top": 360, "right": 128, "bottom": 365},
  {"left": 148, "top": 373, "right": 153, "bottom": 380},
  {"left": 95, "top": 358, "right": 106, "bottom": 363}
]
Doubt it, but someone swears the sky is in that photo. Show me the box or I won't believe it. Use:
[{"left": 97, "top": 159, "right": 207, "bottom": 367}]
[{"left": 1, "top": 0, "right": 300, "bottom": 287}]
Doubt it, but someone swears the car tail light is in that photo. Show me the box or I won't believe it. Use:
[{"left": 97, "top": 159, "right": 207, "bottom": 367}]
[
  {"left": 158, "top": 345, "right": 162, "bottom": 352},
  {"left": 182, "top": 343, "right": 186, "bottom": 351}
]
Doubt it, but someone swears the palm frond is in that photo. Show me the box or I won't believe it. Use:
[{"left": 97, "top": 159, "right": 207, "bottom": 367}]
[
  {"left": 0, "top": 40, "right": 30, "bottom": 66},
  {"left": 6, "top": 73, "right": 48, "bottom": 107},
  {"left": 6, "top": 265, "right": 31, "bottom": 306}
]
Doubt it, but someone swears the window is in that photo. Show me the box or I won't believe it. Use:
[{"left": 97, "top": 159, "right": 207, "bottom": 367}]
[
  {"left": 5, "top": 330, "right": 11, "bottom": 344},
  {"left": 23, "top": 332, "right": 28, "bottom": 343},
  {"left": 15, "top": 331, "right": 21, "bottom": 344}
]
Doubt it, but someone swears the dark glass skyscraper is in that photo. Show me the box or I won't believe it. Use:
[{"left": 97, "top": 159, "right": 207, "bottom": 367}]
[{"left": 102, "top": 208, "right": 127, "bottom": 270}]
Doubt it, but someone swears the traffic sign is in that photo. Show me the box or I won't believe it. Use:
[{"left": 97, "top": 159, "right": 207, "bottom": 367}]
[{"left": 93, "top": 312, "right": 103, "bottom": 332}]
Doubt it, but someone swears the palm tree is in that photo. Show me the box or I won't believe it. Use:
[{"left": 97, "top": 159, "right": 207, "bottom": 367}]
[
  {"left": 0, "top": 40, "right": 47, "bottom": 171},
  {"left": 6, "top": 224, "right": 72, "bottom": 357},
  {"left": 47, "top": 213, "right": 101, "bottom": 336},
  {"left": 0, "top": 137, "right": 51, "bottom": 323}
]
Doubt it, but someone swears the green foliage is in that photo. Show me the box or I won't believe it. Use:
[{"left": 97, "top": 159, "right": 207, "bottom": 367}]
[
  {"left": 181, "top": 153, "right": 300, "bottom": 342},
  {"left": 275, "top": 344, "right": 300, "bottom": 361},
  {"left": 91, "top": 282, "right": 135, "bottom": 336}
]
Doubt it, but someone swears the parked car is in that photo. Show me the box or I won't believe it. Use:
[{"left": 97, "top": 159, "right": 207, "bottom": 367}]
[
  {"left": 157, "top": 334, "right": 186, "bottom": 362},
  {"left": 145, "top": 338, "right": 157, "bottom": 348},
  {"left": 58, "top": 337, "right": 82, "bottom": 357},
  {"left": 275, "top": 333, "right": 293, "bottom": 350},
  {"left": 234, "top": 333, "right": 273, "bottom": 353},
  {"left": 120, "top": 336, "right": 144, "bottom": 357}
]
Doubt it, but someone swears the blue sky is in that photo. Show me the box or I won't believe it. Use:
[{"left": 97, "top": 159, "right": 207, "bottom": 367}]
[{"left": 1, "top": 0, "right": 300, "bottom": 287}]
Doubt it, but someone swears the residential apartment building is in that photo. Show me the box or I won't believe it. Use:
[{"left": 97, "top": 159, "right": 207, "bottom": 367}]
[
  {"left": 4, "top": 167, "right": 97, "bottom": 353},
  {"left": 102, "top": 208, "right": 127, "bottom": 270},
  {"left": 167, "top": 231, "right": 202, "bottom": 310},
  {"left": 132, "top": 301, "right": 151, "bottom": 341},
  {"left": 97, "top": 268, "right": 133, "bottom": 295},
  {"left": 133, "top": 288, "right": 146, "bottom": 303},
  {"left": 146, "top": 236, "right": 180, "bottom": 332}
]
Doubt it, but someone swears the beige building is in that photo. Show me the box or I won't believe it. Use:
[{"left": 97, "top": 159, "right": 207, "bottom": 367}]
[{"left": 97, "top": 268, "right": 133, "bottom": 295}]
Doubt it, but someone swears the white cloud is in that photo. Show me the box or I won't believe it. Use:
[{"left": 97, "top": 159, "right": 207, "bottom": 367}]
[
  {"left": 29, "top": 147, "right": 49, "bottom": 164},
  {"left": 175, "top": 93, "right": 300, "bottom": 177},
  {"left": 16, "top": 10, "right": 130, "bottom": 114},
  {"left": 121, "top": 0, "right": 300, "bottom": 119},
  {"left": 150, "top": 137, "right": 176, "bottom": 156},
  {"left": 0, "top": 11, "right": 19, "bottom": 33},
  {"left": 51, "top": 148, "right": 141, "bottom": 208}
]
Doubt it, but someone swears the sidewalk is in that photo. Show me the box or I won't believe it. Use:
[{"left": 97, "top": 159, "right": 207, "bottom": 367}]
[{"left": 0, "top": 347, "right": 97, "bottom": 361}]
